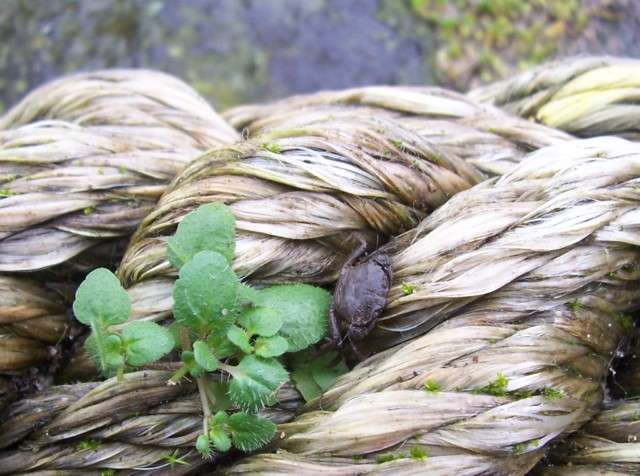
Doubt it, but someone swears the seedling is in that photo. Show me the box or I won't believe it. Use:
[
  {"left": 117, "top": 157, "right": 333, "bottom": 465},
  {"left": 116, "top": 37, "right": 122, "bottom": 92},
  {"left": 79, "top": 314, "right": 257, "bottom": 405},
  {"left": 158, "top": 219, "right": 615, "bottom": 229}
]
[
  {"left": 74, "top": 203, "right": 334, "bottom": 457},
  {"left": 161, "top": 449, "right": 191, "bottom": 470},
  {"left": 74, "top": 269, "right": 174, "bottom": 381}
]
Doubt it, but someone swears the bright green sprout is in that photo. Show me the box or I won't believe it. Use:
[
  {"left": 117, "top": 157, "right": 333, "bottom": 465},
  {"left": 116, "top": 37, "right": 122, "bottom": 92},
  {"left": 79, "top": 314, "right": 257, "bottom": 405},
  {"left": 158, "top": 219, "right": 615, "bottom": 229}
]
[
  {"left": 409, "top": 445, "right": 428, "bottom": 460},
  {"left": 161, "top": 449, "right": 191, "bottom": 470},
  {"left": 261, "top": 142, "right": 281, "bottom": 154},
  {"left": 77, "top": 439, "right": 102, "bottom": 451},
  {"left": 473, "top": 372, "right": 509, "bottom": 396},
  {"left": 542, "top": 387, "right": 564, "bottom": 399},
  {"left": 424, "top": 379, "right": 441, "bottom": 394},
  {"left": 401, "top": 282, "right": 416, "bottom": 295}
]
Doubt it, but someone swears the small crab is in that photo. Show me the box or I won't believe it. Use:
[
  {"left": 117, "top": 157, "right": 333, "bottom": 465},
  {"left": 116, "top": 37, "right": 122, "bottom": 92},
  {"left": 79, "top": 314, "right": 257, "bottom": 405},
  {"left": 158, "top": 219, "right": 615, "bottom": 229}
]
[{"left": 319, "top": 234, "right": 393, "bottom": 360}]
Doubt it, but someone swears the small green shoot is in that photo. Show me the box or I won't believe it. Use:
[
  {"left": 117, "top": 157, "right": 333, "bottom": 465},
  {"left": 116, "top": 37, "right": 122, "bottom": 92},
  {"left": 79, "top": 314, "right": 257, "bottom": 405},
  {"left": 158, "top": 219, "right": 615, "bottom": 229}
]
[
  {"left": 0, "top": 188, "right": 18, "bottom": 198},
  {"left": 377, "top": 453, "right": 396, "bottom": 464},
  {"left": 541, "top": 387, "right": 564, "bottom": 399},
  {"left": 423, "top": 379, "right": 441, "bottom": 394},
  {"left": 77, "top": 439, "right": 102, "bottom": 451},
  {"left": 569, "top": 299, "right": 582, "bottom": 312},
  {"left": 401, "top": 282, "right": 416, "bottom": 295},
  {"left": 409, "top": 445, "right": 428, "bottom": 460},
  {"left": 161, "top": 449, "right": 191, "bottom": 470},
  {"left": 261, "top": 142, "right": 281, "bottom": 154},
  {"left": 473, "top": 372, "right": 509, "bottom": 397}
]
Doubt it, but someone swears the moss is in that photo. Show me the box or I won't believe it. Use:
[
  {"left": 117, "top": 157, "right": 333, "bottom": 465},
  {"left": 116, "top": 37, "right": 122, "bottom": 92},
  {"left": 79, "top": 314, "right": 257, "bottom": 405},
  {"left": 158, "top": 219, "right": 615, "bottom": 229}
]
[{"left": 404, "top": 0, "right": 595, "bottom": 90}]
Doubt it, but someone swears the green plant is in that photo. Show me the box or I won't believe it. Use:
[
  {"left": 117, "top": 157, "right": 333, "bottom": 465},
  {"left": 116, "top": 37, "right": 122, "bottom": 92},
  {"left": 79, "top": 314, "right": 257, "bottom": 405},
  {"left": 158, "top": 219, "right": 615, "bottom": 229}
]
[
  {"left": 160, "top": 449, "right": 191, "bottom": 470},
  {"left": 423, "top": 379, "right": 441, "bottom": 394},
  {"left": 74, "top": 203, "right": 333, "bottom": 457},
  {"left": 74, "top": 269, "right": 174, "bottom": 381}
]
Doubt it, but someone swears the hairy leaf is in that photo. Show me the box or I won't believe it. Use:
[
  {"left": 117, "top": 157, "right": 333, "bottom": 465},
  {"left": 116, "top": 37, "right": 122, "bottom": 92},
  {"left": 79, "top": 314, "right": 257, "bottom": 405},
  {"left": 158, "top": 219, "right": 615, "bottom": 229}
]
[
  {"left": 73, "top": 268, "right": 130, "bottom": 328},
  {"left": 167, "top": 203, "right": 235, "bottom": 270},
  {"left": 254, "top": 335, "right": 288, "bottom": 358},
  {"left": 196, "top": 434, "right": 211, "bottom": 457},
  {"left": 172, "top": 251, "right": 238, "bottom": 333},
  {"left": 84, "top": 334, "right": 117, "bottom": 377},
  {"left": 209, "top": 381, "right": 232, "bottom": 412},
  {"left": 253, "top": 284, "right": 331, "bottom": 352},
  {"left": 104, "top": 334, "right": 124, "bottom": 367},
  {"left": 121, "top": 321, "right": 175, "bottom": 366},
  {"left": 193, "top": 340, "right": 218, "bottom": 372},
  {"left": 206, "top": 330, "right": 237, "bottom": 359},
  {"left": 209, "top": 427, "right": 231, "bottom": 453},
  {"left": 227, "top": 355, "right": 288, "bottom": 412},
  {"left": 238, "top": 283, "right": 260, "bottom": 303},
  {"left": 238, "top": 306, "right": 283, "bottom": 337},
  {"left": 228, "top": 412, "right": 276, "bottom": 452},
  {"left": 227, "top": 325, "right": 252, "bottom": 354}
]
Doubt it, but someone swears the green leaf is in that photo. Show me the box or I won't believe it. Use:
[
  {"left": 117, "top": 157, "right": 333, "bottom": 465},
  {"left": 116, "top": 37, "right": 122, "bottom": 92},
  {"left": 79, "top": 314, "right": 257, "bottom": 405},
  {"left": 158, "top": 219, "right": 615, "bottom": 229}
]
[
  {"left": 289, "top": 350, "right": 348, "bottom": 401},
  {"left": 253, "top": 284, "right": 331, "bottom": 352},
  {"left": 228, "top": 412, "right": 276, "bottom": 452},
  {"left": 193, "top": 340, "right": 218, "bottom": 372},
  {"left": 180, "top": 351, "right": 204, "bottom": 378},
  {"left": 291, "top": 364, "right": 323, "bottom": 402},
  {"left": 212, "top": 409, "right": 229, "bottom": 426},
  {"left": 209, "top": 381, "right": 232, "bottom": 412},
  {"left": 73, "top": 268, "right": 131, "bottom": 327},
  {"left": 237, "top": 283, "right": 260, "bottom": 303},
  {"left": 227, "top": 355, "right": 289, "bottom": 412},
  {"left": 172, "top": 250, "right": 239, "bottom": 333},
  {"left": 167, "top": 203, "right": 236, "bottom": 270},
  {"left": 238, "top": 307, "right": 283, "bottom": 337},
  {"left": 181, "top": 350, "right": 195, "bottom": 365},
  {"left": 85, "top": 334, "right": 117, "bottom": 377},
  {"left": 206, "top": 330, "right": 237, "bottom": 359},
  {"left": 120, "top": 321, "right": 175, "bottom": 366},
  {"left": 227, "top": 325, "right": 253, "bottom": 354},
  {"left": 208, "top": 410, "right": 232, "bottom": 452},
  {"left": 209, "top": 427, "right": 232, "bottom": 453},
  {"left": 254, "top": 335, "right": 288, "bottom": 358},
  {"left": 104, "top": 334, "right": 124, "bottom": 367},
  {"left": 310, "top": 352, "right": 349, "bottom": 390},
  {"left": 195, "top": 434, "right": 211, "bottom": 457}
]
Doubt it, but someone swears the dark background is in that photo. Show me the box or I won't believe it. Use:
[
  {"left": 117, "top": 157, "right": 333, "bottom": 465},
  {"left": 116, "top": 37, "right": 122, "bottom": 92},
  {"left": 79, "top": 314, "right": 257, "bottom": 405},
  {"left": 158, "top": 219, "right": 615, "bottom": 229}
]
[{"left": 1, "top": 0, "right": 639, "bottom": 114}]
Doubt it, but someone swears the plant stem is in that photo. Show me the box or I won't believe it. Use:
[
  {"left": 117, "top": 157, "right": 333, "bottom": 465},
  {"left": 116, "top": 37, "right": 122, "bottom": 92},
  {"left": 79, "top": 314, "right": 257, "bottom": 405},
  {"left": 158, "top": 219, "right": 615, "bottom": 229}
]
[
  {"left": 93, "top": 326, "right": 109, "bottom": 377},
  {"left": 217, "top": 361, "right": 236, "bottom": 376},
  {"left": 197, "top": 377, "right": 212, "bottom": 436},
  {"left": 179, "top": 325, "right": 192, "bottom": 351},
  {"left": 168, "top": 364, "right": 191, "bottom": 385}
]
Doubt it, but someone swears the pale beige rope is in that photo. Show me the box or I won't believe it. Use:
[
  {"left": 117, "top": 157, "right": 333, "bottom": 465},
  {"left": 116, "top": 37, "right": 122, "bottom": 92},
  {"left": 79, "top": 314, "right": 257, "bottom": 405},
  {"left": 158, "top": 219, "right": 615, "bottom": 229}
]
[
  {"left": 0, "top": 275, "right": 66, "bottom": 373},
  {"left": 0, "top": 371, "right": 302, "bottom": 474},
  {"left": 0, "top": 69, "right": 239, "bottom": 148},
  {"left": 534, "top": 343, "right": 640, "bottom": 475},
  {"left": 223, "top": 137, "right": 640, "bottom": 474},
  {"left": 223, "top": 85, "right": 572, "bottom": 176},
  {"left": 469, "top": 56, "right": 640, "bottom": 139},
  {"left": 0, "top": 69, "right": 240, "bottom": 272},
  {"left": 116, "top": 115, "right": 484, "bottom": 327}
]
